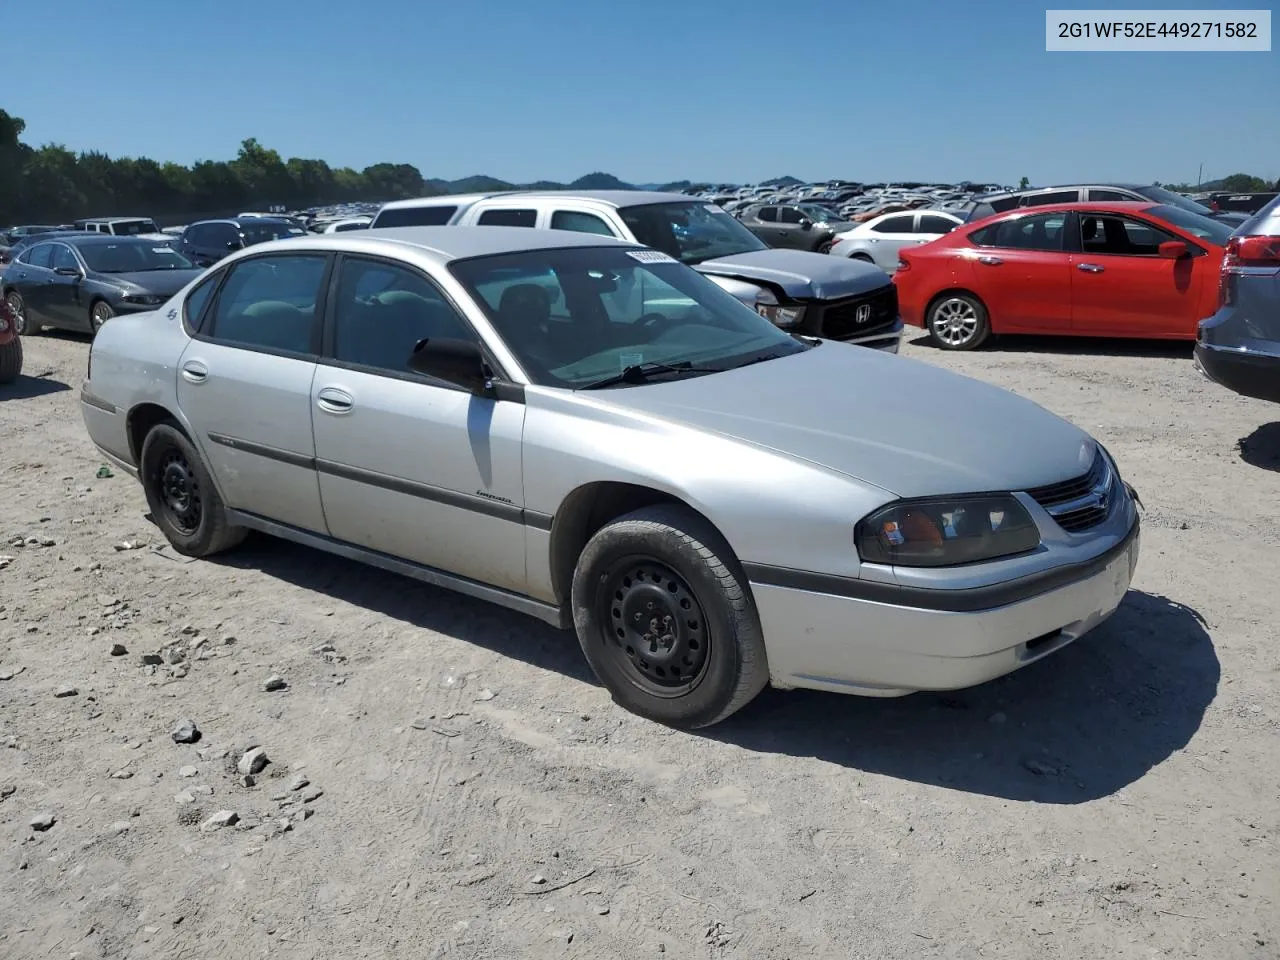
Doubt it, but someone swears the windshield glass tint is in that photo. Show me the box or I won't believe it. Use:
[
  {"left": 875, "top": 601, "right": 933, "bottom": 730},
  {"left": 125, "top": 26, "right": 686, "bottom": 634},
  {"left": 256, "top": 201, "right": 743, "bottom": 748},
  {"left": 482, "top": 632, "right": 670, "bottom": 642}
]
[
  {"left": 1139, "top": 186, "right": 1215, "bottom": 217},
  {"left": 79, "top": 242, "right": 195, "bottom": 273},
  {"left": 242, "top": 221, "right": 305, "bottom": 244},
  {"left": 1147, "top": 205, "right": 1233, "bottom": 245},
  {"left": 449, "top": 246, "right": 807, "bottom": 388},
  {"left": 110, "top": 219, "right": 161, "bottom": 235},
  {"left": 618, "top": 202, "right": 766, "bottom": 265}
]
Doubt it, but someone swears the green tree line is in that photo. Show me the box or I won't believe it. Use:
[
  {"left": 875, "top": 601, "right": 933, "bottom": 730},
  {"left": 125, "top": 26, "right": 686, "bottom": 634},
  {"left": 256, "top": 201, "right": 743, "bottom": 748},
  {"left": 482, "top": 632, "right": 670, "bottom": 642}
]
[{"left": 0, "top": 110, "right": 432, "bottom": 225}]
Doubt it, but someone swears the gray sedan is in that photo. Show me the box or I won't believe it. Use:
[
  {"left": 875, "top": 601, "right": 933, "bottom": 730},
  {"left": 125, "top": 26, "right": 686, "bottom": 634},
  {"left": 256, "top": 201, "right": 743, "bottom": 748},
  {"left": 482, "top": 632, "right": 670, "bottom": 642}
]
[{"left": 79, "top": 227, "right": 1142, "bottom": 728}]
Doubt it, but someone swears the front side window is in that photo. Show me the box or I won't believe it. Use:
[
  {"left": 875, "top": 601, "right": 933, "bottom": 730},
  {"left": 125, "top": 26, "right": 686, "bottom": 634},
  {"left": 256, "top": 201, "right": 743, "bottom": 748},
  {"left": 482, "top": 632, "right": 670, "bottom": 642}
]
[
  {"left": 1145, "top": 204, "right": 1232, "bottom": 245},
  {"left": 1088, "top": 189, "right": 1135, "bottom": 202},
  {"left": 550, "top": 210, "right": 614, "bottom": 236},
  {"left": 873, "top": 215, "right": 913, "bottom": 233},
  {"left": 476, "top": 208, "right": 537, "bottom": 227},
  {"left": 619, "top": 201, "right": 768, "bottom": 265},
  {"left": 375, "top": 205, "right": 458, "bottom": 228},
  {"left": 450, "top": 246, "right": 808, "bottom": 389},
  {"left": 206, "top": 255, "right": 327, "bottom": 354},
  {"left": 184, "top": 275, "right": 218, "bottom": 330},
  {"left": 1020, "top": 190, "right": 1078, "bottom": 207},
  {"left": 51, "top": 244, "right": 80, "bottom": 271},
  {"left": 77, "top": 242, "right": 194, "bottom": 273},
  {"left": 778, "top": 207, "right": 804, "bottom": 224},
  {"left": 330, "top": 259, "right": 475, "bottom": 373},
  {"left": 1079, "top": 215, "right": 1177, "bottom": 256},
  {"left": 919, "top": 215, "right": 958, "bottom": 234}
]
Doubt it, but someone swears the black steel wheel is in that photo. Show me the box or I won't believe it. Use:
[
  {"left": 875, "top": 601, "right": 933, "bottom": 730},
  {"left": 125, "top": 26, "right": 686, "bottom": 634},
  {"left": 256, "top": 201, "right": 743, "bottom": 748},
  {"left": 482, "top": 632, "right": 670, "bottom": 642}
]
[
  {"left": 139, "top": 423, "right": 246, "bottom": 557},
  {"left": 571, "top": 504, "right": 769, "bottom": 728},
  {"left": 599, "top": 556, "right": 710, "bottom": 697}
]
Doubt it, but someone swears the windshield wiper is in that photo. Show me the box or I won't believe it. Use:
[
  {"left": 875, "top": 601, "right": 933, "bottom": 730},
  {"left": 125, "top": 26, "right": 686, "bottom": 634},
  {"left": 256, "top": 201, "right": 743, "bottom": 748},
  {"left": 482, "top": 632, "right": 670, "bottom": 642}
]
[{"left": 578, "top": 361, "right": 721, "bottom": 390}]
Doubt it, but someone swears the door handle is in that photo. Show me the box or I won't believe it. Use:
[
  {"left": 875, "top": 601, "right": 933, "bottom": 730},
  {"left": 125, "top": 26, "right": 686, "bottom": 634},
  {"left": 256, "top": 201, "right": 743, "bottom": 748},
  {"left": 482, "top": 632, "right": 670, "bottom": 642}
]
[
  {"left": 977, "top": 255, "right": 1003, "bottom": 266},
  {"left": 316, "top": 387, "right": 354, "bottom": 415},
  {"left": 1077, "top": 263, "right": 1105, "bottom": 273},
  {"left": 180, "top": 360, "right": 208, "bottom": 383}
]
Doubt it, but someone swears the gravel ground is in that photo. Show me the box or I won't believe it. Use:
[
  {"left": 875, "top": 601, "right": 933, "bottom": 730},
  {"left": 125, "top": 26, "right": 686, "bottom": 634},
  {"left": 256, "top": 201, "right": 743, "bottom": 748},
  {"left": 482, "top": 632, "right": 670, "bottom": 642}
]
[{"left": 1, "top": 329, "right": 1277, "bottom": 960}]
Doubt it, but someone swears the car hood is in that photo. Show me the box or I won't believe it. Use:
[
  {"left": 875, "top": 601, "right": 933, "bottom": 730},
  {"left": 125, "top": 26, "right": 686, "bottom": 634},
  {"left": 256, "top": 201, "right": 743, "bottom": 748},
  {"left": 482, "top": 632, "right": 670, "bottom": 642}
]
[
  {"left": 103, "top": 269, "right": 204, "bottom": 296},
  {"left": 596, "top": 343, "right": 1095, "bottom": 498},
  {"left": 693, "top": 248, "right": 889, "bottom": 300}
]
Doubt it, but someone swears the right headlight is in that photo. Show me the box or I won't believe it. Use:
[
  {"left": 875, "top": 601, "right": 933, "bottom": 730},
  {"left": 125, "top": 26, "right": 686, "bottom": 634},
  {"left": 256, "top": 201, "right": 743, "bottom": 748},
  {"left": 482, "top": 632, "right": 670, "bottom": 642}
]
[
  {"left": 855, "top": 494, "right": 1041, "bottom": 568},
  {"left": 753, "top": 288, "right": 805, "bottom": 329}
]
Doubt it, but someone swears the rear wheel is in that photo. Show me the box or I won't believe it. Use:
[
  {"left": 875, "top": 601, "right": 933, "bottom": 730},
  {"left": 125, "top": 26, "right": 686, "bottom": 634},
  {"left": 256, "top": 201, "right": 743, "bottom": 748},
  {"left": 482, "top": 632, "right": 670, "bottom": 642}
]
[
  {"left": 570, "top": 505, "right": 768, "bottom": 729},
  {"left": 6, "top": 291, "right": 37, "bottom": 336},
  {"left": 0, "top": 337, "right": 21, "bottom": 385},
  {"left": 139, "top": 423, "right": 246, "bottom": 557},
  {"left": 927, "top": 293, "right": 990, "bottom": 350}
]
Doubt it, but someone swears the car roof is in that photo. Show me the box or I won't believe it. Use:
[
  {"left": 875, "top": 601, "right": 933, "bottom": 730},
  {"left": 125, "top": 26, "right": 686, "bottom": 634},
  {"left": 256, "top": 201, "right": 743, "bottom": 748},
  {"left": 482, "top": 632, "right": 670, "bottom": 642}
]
[
  {"left": 63, "top": 234, "right": 168, "bottom": 246},
  {"left": 377, "top": 190, "right": 699, "bottom": 213},
  {"left": 74, "top": 216, "right": 156, "bottom": 224},
  {"left": 376, "top": 193, "right": 511, "bottom": 212},
  {"left": 246, "top": 225, "right": 640, "bottom": 263}
]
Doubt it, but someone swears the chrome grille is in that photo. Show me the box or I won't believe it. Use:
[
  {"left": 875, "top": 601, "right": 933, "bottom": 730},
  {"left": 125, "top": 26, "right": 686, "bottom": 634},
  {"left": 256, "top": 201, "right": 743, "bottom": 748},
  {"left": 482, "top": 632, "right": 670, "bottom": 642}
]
[{"left": 1026, "top": 450, "right": 1114, "bottom": 533}]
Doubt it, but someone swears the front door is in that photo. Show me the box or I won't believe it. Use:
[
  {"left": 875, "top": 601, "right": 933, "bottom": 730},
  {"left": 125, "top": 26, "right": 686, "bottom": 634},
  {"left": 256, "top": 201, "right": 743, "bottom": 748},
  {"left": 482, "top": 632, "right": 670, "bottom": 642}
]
[
  {"left": 47, "top": 243, "right": 86, "bottom": 329},
  {"left": 1070, "top": 212, "right": 1210, "bottom": 337},
  {"left": 175, "top": 252, "right": 330, "bottom": 533},
  {"left": 310, "top": 256, "right": 528, "bottom": 593}
]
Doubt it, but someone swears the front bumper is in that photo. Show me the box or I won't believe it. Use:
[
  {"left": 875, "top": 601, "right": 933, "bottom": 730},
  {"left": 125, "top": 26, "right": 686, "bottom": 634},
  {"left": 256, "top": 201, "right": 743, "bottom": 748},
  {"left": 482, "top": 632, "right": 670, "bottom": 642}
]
[
  {"left": 751, "top": 521, "right": 1141, "bottom": 697},
  {"left": 838, "top": 316, "right": 902, "bottom": 352},
  {"left": 1194, "top": 342, "right": 1280, "bottom": 404}
]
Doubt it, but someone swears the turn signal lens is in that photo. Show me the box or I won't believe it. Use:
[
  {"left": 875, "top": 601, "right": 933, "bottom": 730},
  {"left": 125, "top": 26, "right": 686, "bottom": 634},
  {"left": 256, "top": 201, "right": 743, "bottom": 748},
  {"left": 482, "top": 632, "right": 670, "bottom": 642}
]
[{"left": 856, "top": 495, "right": 1040, "bottom": 567}]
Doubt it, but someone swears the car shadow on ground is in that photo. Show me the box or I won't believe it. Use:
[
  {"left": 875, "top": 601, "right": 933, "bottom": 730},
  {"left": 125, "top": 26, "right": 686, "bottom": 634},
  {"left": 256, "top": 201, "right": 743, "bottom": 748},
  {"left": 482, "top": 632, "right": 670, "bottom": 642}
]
[
  {"left": 1238, "top": 422, "right": 1280, "bottom": 472},
  {"left": 0, "top": 373, "right": 71, "bottom": 400},
  {"left": 907, "top": 333, "right": 1193, "bottom": 359},
  {"left": 214, "top": 535, "right": 1217, "bottom": 804},
  {"left": 708, "top": 590, "right": 1218, "bottom": 803}
]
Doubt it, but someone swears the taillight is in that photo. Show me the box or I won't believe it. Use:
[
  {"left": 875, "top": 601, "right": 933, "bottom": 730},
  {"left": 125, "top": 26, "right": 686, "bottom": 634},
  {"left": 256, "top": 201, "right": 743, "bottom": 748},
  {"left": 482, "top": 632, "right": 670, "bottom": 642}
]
[
  {"left": 896, "top": 254, "right": 912, "bottom": 272},
  {"left": 1218, "top": 234, "right": 1280, "bottom": 308}
]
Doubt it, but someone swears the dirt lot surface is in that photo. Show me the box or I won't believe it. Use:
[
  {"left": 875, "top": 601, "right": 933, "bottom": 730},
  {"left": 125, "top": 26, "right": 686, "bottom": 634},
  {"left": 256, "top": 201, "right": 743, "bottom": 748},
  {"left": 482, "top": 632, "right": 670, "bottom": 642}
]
[{"left": 1, "top": 330, "right": 1277, "bottom": 960}]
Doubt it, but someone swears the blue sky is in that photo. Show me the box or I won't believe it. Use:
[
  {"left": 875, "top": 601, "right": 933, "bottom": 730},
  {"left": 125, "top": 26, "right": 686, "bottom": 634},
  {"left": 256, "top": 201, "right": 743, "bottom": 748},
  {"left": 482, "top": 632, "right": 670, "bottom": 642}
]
[{"left": 4, "top": 0, "right": 1276, "bottom": 186}]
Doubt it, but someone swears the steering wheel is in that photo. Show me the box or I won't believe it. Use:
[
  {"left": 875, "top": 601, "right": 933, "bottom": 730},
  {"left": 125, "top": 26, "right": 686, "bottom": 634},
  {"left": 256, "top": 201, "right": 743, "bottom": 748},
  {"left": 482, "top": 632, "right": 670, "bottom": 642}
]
[{"left": 632, "top": 312, "right": 673, "bottom": 335}]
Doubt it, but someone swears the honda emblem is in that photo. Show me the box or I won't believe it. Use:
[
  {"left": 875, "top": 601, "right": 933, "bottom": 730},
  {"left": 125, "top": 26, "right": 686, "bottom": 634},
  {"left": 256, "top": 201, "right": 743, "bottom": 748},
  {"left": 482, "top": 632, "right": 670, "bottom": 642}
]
[{"left": 855, "top": 304, "right": 872, "bottom": 324}]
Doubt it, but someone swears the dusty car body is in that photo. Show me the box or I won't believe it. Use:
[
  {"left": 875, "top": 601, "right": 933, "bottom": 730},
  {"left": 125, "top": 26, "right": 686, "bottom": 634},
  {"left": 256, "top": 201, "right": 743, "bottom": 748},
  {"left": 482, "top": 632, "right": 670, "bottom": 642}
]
[{"left": 79, "top": 227, "right": 1141, "bottom": 727}]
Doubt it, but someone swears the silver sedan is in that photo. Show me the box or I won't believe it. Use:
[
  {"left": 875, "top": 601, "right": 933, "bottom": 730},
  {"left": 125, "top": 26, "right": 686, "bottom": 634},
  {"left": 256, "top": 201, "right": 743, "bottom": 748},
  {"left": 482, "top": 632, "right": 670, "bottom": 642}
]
[{"left": 79, "top": 227, "right": 1141, "bottom": 727}]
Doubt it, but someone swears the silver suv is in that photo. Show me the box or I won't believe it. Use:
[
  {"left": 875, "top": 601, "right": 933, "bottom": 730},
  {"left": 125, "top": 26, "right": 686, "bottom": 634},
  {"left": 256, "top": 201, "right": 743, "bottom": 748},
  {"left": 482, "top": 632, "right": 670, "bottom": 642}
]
[{"left": 371, "top": 191, "right": 902, "bottom": 350}]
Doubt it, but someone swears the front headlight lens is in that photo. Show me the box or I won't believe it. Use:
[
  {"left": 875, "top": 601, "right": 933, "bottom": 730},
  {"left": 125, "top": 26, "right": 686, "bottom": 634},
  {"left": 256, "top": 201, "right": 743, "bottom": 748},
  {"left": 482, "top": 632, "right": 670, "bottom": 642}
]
[
  {"left": 754, "top": 290, "right": 806, "bottom": 329},
  {"left": 121, "top": 294, "right": 165, "bottom": 306},
  {"left": 856, "top": 494, "right": 1041, "bottom": 567}
]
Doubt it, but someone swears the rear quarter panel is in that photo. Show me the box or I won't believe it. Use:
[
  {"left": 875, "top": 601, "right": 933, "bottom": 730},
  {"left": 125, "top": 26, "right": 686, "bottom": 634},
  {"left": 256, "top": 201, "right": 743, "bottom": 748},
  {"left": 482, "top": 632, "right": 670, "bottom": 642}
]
[{"left": 894, "top": 242, "right": 976, "bottom": 327}]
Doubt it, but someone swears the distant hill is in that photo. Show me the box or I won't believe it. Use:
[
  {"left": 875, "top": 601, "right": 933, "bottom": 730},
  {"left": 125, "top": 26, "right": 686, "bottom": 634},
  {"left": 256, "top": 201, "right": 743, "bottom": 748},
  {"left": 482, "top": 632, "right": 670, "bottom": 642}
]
[
  {"left": 762, "top": 175, "right": 802, "bottom": 186},
  {"left": 421, "top": 172, "right": 639, "bottom": 196}
]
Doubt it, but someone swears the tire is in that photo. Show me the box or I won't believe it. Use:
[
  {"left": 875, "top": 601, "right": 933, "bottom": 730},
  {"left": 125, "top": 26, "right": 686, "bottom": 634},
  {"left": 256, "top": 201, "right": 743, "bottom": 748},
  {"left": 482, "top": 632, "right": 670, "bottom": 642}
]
[
  {"left": 815, "top": 239, "right": 834, "bottom": 254},
  {"left": 570, "top": 505, "right": 769, "bottom": 729},
  {"left": 926, "top": 292, "right": 991, "bottom": 351},
  {"left": 0, "top": 337, "right": 21, "bottom": 385},
  {"left": 139, "top": 423, "right": 246, "bottom": 557},
  {"left": 90, "top": 299, "right": 115, "bottom": 334},
  {"left": 6, "top": 291, "right": 37, "bottom": 336}
]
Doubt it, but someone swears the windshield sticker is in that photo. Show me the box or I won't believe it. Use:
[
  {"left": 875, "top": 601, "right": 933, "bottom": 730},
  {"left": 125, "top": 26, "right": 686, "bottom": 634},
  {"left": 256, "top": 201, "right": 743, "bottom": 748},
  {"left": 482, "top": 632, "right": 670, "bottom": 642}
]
[
  {"left": 626, "top": 250, "right": 676, "bottom": 264},
  {"left": 619, "top": 352, "right": 644, "bottom": 371}
]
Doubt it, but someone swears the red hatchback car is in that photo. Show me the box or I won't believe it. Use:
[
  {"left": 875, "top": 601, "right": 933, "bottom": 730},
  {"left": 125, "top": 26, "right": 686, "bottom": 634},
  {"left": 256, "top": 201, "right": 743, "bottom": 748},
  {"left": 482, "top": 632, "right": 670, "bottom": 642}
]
[{"left": 894, "top": 202, "right": 1233, "bottom": 350}]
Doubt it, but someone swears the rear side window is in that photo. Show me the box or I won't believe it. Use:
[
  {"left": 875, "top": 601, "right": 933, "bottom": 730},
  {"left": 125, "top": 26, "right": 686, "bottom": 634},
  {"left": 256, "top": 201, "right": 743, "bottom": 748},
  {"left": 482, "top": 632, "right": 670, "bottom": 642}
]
[
  {"left": 987, "top": 196, "right": 1021, "bottom": 213},
  {"left": 476, "top": 208, "right": 537, "bottom": 227},
  {"left": 1088, "top": 189, "right": 1135, "bottom": 202},
  {"left": 756, "top": 207, "right": 778, "bottom": 223},
  {"left": 550, "top": 210, "right": 614, "bottom": 236},
  {"left": 1020, "top": 190, "right": 1078, "bottom": 207},
  {"left": 205, "top": 255, "right": 328, "bottom": 354},
  {"left": 919, "top": 215, "right": 958, "bottom": 234},
  {"left": 873, "top": 215, "right": 913, "bottom": 233},
  {"left": 374, "top": 205, "right": 458, "bottom": 228}
]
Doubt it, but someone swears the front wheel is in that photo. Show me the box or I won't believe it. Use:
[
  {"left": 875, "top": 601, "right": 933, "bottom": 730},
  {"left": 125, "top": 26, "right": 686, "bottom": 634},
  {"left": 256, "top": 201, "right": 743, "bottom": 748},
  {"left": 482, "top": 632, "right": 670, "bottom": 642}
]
[
  {"left": 139, "top": 423, "right": 246, "bottom": 557},
  {"left": 927, "top": 293, "right": 991, "bottom": 350},
  {"left": 570, "top": 505, "right": 769, "bottom": 729},
  {"left": 90, "top": 299, "right": 115, "bottom": 334}
]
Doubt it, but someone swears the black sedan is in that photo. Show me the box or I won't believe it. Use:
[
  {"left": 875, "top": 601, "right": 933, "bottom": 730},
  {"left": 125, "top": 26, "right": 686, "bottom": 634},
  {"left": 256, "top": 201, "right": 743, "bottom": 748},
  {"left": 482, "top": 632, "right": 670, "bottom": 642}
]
[{"left": 2, "top": 235, "right": 203, "bottom": 336}]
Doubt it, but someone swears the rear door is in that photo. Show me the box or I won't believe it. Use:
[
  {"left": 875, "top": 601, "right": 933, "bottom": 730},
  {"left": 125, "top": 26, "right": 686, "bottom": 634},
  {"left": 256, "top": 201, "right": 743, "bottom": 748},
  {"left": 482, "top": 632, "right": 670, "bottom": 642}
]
[
  {"left": 13, "top": 242, "right": 57, "bottom": 325},
  {"left": 963, "top": 211, "right": 1073, "bottom": 333},
  {"left": 176, "top": 252, "right": 330, "bottom": 532},
  {"left": 1070, "top": 211, "right": 1211, "bottom": 337}
]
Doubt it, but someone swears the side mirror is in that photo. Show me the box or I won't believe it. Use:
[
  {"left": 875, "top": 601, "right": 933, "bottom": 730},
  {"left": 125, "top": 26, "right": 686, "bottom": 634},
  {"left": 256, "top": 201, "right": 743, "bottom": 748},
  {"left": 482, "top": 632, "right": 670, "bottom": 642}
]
[
  {"left": 54, "top": 266, "right": 82, "bottom": 277},
  {"left": 406, "top": 337, "right": 488, "bottom": 393},
  {"left": 798, "top": 218, "right": 813, "bottom": 231},
  {"left": 1158, "top": 240, "right": 1191, "bottom": 259}
]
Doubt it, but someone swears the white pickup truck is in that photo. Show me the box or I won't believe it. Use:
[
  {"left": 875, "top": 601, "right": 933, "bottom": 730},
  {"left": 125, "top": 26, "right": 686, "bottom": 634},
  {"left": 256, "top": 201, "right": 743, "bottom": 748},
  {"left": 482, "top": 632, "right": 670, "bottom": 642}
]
[{"left": 370, "top": 190, "right": 902, "bottom": 350}]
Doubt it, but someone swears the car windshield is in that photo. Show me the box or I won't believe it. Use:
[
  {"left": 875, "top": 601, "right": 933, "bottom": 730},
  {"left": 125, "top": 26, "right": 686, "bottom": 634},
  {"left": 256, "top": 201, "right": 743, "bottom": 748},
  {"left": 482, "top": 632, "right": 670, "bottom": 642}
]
[
  {"left": 79, "top": 242, "right": 195, "bottom": 273},
  {"left": 449, "top": 245, "right": 810, "bottom": 389},
  {"left": 1147, "top": 205, "right": 1234, "bottom": 246},
  {"left": 108, "top": 219, "right": 162, "bottom": 235},
  {"left": 1136, "top": 186, "right": 1217, "bottom": 218},
  {"left": 618, "top": 202, "right": 767, "bottom": 265}
]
